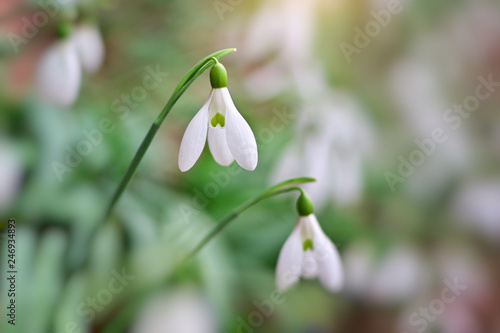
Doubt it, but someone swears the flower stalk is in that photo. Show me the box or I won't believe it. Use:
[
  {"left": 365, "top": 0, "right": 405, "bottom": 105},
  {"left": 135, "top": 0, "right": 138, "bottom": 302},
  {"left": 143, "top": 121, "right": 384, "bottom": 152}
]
[
  {"left": 102, "top": 177, "right": 316, "bottom": 333},
  {"left": 181, "top": 177, "right": 316, "bottom": 263}
]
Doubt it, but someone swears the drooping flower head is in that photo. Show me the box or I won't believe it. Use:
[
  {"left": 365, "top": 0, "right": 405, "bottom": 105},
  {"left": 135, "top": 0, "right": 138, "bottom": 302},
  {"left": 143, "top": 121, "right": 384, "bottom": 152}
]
[
  {"left": 178, "top": 60, "right": 258, "bottom": 172},
  {"left": 35, "top": 22, "right": 81, "bottom": 107},
  {"left": 276, "top": 192, "right": 343, "bottom": 292},
  {"left": 72, "top": 23, "right": 105, "bottom": 73}
]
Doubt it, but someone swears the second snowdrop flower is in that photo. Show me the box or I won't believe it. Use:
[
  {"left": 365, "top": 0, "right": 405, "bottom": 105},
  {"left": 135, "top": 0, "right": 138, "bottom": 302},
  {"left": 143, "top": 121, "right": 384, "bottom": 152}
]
[
  {"left": 36, "top": 24, "right": 81, "bottom": 107},
  {"left": 178, "top": 60, "right": 258, "bottom": 172},
  {"left": 276, "top": 192, "right": 343, "bottom": 293},
  {"left": 72, "top": 23, "right": 105, "bottom": 73}
]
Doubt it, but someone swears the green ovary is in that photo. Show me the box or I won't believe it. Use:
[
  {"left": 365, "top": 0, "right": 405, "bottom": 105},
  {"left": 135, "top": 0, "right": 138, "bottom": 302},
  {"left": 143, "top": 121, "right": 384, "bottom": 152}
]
[
  {"left": 211, "top": 113, "right": 225, "bottom": 127},
  {"left": 303, "top": 238, "right": 314, "bottom": 251}
]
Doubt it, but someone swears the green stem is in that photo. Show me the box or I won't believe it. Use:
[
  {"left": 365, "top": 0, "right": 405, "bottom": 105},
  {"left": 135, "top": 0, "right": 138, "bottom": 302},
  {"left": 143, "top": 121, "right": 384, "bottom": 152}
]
[
  {"left": 105, "top": 48, "right": 236, "bottom": 218},
  {"left": 102, "top": 177, "right": 315, "bottom": 333},
  {"left": 181, "top": 177, "right": 315, "bottom": 263}
]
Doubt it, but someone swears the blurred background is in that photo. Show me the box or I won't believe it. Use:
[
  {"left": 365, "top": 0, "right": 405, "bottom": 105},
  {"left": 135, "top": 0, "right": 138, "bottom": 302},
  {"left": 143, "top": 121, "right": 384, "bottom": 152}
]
[{"left": 1, "top": 0, "right": 500, "bottom": 332}]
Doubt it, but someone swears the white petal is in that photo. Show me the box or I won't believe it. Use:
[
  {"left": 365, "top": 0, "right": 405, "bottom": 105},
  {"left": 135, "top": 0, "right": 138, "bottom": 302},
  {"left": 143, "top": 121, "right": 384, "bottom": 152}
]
[
  {"left": 309, "top": 215, "right": 344, "bottom": 292},
  {"left": 298, "top": 216, "right": 319, "bottom": 279},
  {"left": 343, "top": 242, "right": 376, "bottom": 296},
  {"left": 178, "top": 92, "right": 213, "bottom": 172},
  {"left": 208, "top": 89, "right": 226, "bottom": 118},
  {"left": 72, "top": 24, "right": 105, "bottom": 73},
  {"left": 36, "top": 39, "right": 81, "bottom": 106},
  {"left": 222, "top": 88, "right": 258, "bottom": 171},
  {"left": 368, "top": 246, "right": 423, "bottom": 303},
  {"left": 301, "top": 250, "right": 319, "bottom": 279},
  {"left": 131, "top": 289, "right": 218, "bottom": 333},
  {"left": 208, "top": 127, "right": 234, "bottom": 166},
  {"left": 0, "top": 141, "right": 23, "bottom": 213},
  {"left": 276, "top": 224, "right": 303, "bottom": 292}
]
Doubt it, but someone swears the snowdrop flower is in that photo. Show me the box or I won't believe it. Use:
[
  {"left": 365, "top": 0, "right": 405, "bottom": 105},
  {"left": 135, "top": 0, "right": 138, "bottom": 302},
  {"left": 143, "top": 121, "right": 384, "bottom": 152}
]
[
  {"left": 342, "top": 241, "right": 376, "bottom": 297},
  {"left": 131, "top": 288, "right": 217, "bottom": 333},
  {"left": 344, "top": 243, "right": 428, "bottom": 304},
  {"left": 271, "top": 93, "right": 375, "bottom": 207},
  {"left": 453, "top": 180, "right": 500, "bottom": 241},
  {"left": 72, "top": 24, "right": 105, "bottom": 73},
  {"left": 389, "top": 51, "right": 473, "bottom": 196},
  {"left": 178, "top": 60, "right": 258, "bottom": 172},
  {"left": 276, "top": 192, "right": 343, "bottom": 292},
  {"left": 367, "top": 246, "right": 426, "bottom": 303},
  {"left": 240, "top": 0, "right": 320, "bottom": 100},
  {"left": 36, "top": 27, "right": 81, "bottom": 107}
]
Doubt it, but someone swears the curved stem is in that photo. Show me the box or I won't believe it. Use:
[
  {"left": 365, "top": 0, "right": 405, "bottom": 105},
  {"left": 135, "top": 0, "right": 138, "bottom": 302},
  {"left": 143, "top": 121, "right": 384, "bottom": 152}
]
[
  {"left": 102, "top": 177, "right": 315, "bottom": 333},
  {"left": 181, "top": 177, "right": 315, "bottom": 264},
  {"left": 105, "top": 48, "right": 236, "bottom": 218}
]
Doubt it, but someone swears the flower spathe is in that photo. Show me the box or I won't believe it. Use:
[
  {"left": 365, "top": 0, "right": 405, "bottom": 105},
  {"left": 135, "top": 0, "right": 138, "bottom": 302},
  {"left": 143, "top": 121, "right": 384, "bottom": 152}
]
[
  {"left": 276, "top": 213, "right": 343, "bottom": 292},
  {"left": 178, "top": 62, "right": 258, "bottom": 172}
]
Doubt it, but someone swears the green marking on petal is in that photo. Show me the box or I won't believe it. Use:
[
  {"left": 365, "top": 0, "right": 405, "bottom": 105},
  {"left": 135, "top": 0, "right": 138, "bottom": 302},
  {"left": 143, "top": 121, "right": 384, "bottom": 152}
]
[
  {"left": 210, "top": 113, "right": 225, "bottom": 127},
  {"left": 303, "top": 238, "right": 314, "bottom": 252}
]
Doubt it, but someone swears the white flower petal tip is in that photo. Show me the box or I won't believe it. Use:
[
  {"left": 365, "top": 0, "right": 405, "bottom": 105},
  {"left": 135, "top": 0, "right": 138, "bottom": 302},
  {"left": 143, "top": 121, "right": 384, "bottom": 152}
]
[
  {"left": 177, "top": 88, "right": 258, "bottom": 172},
  {"left": 221, "top": 88, "right": 258, "bottom": 171},
  {"left": 276, "top": 225, "right": 303, "bottom": 292},
  {"left": 208, "top": 127, "right": 234, "bottom": 166},
  {"left": 72, "top": 24, "right": 105, "bottom": 73},
  {"left": 36, "top": 39, "right": 81, "bottom": 107},
  {"left": 178, "top": 95, "right": 211, "bottom": 172},
  {"left": 275, "top": 214, "right": 343, "bottom": 293}
]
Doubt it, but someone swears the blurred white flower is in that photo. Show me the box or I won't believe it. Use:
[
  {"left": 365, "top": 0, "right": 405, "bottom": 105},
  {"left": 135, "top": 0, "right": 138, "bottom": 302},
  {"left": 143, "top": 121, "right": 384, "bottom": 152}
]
[
  {"left": 72, "top": 24, "right": 105, "bottom": 73},
  {"left": 240, "top": 0, "right": 324, "bottom": 101},
  {"left": 271, "top": 92, "right": 375, "bottom": 207},
  {"left": 367, "top": 246, "right": 426, "bottom": 303},
  {"left": 0, "top": 141, "right": 23, "bottom": 213},
  {"left": 131, "top": 289, "right": 217, "bottom": 333},
  {"left": 344, "top": 243, "right": 427, "bottom": 304},
  {"left": 35, "top": 37, "right": 81, "bottom": 107},
  {"left": 237, "top": 0, "right": 376, "bottom": 207},
  {"left": 342, "top": 241, "right": 376, "bottom": 297},
  {"left": 276, "top": 213, "right": 343, "bottom": 293},
  {"left": 390, "top": 58, "right": 448, "bottom": 138},
  {"left": 243, "top": 0, "right": 315, "bottom": 66},
  {"left": 452, "top": 180, "right": 500, "bottom": 241},
  {"left": 388, "top": 57, "right": 473, "bottom": 198},
  {"left": 179, "top": 63, "right": 258, "bottom": 172}
]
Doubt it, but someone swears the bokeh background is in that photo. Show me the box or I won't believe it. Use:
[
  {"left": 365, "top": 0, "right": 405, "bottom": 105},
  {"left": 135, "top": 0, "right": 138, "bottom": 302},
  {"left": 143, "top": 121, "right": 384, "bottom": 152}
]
[{"left": 1, "top": 0, "right": 500, "bottom": 332}]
